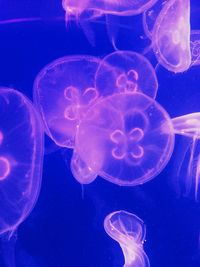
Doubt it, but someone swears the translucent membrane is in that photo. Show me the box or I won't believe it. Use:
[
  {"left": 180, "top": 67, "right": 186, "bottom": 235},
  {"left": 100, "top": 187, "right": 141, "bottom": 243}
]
[
  {"left": 172, "top": 112, "right": 200, "bottom": 200},
  {"left": 73, "top": 92, "right": 174, "bottom": 186},
  {"left": 104, "top": 210, "right": 150, "bottom": 267},
  {"left": 144, "top": 0, "right": 191, "bottom": 73},
  {"left": 95, "top": 50, "right": 158, "bottom": 99},
  {"left": 62, "top": 0, "right": 159, "bottom": 18},
  {"left": 34, "top": 55, "right": 102, "bottom": 149},
  {"left": 190, "top": 30, "right": 200, "bottom": 67},
  {"left": 0, "top": 87, "right": 44, "bottom": 235}
]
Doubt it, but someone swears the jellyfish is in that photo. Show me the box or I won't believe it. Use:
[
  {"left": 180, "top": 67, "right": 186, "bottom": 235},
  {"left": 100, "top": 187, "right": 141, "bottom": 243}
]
[
  {"left": 95, "top": 50, "right": 158, "bottom": 99},
  {"left": 71, "top": 92, "right": 175, "bottom": 186},
  {"left": 143, "top": 0, "right": 191, "bottom": 73},
  {"left": 34, "top": 55, "right": 105, "bottom": 149},
  {"left": 62, "top": 0, "right": 159, "bottom": 46},
  {"left": 62, "top": 0, "right": 159, "bottom": 19},
  {"left": 104, "top": 210, "right": 150, "bottom": 267},
  {"left": 0, "top": 87, "right": 44, "bottom": 265}
]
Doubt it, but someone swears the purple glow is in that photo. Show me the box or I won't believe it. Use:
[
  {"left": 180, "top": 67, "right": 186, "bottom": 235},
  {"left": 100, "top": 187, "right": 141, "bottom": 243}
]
[
  {"left": 143, "top": 0, "right": 191, "bottom": 73},
  {"left": 73, "top": 92, "right": 174, "bottom": 186},
  {"left": 95, "top": 51, "right": 158, "bottom": 99},
  {"left": 62, "top": 0, "right": 159, "bottom": 18},
  {"left": 104, "top": 210, "right": 150, "bottom": 267},
  {"left": 34, "top": 55, "right": 103, "bottom": 149},
  {"left": 0, "top": 87, "right": 44, "bottom": 235}
]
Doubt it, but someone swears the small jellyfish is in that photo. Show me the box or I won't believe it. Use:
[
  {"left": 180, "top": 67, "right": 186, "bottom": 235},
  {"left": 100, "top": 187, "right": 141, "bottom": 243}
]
[
  {"left": 104, "top": 210, "right": 150, "bottom": 267},
  {"left": 0, "top": 87, "right": 44, "bottom": 235},
  {"left": 143, "top": 0, "right": 191, "bottom": 73},
  {"left": 34, "top": 55, "right": 103, "bottom": 149},
  {"left": 0, "top": 87, "right": 44, "bottom": 266},
  {"left": 72, "top": 92, "right": 174, "bottom": 186},
  {"left": 95, "top": 50, "right": 158, "bottom": 99}
]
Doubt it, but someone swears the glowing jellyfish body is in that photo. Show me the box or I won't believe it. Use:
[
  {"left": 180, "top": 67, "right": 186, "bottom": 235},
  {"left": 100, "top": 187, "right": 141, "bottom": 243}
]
[
  {"left": 95, "top": 50, "right": 158, "bottom": 99},
  {"left": 0, "top": 87, "right": 44, "bottom": 235},
  {"left": 104, "top": 210, "right": 150, "bottom": 267},
  {"left": 172, "top": 113, "right": 200, "bottom": 200},
  {"left": 144, "top": 0, "right": 191, "bottom": 73},
  {"left": 72, "top": 92, "right": 174, "bottom": 186},
  {"left": 34, "top": 55, "right": 103, "bottom": 149},
  {"left": 62, "top": 0, "right": 159, "bottom": 19}
]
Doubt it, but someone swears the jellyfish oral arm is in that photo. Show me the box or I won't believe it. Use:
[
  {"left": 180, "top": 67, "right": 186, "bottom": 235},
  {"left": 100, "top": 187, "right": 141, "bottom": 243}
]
[{"left": 171, "top": 113, "right": 200, "bottom": 138}]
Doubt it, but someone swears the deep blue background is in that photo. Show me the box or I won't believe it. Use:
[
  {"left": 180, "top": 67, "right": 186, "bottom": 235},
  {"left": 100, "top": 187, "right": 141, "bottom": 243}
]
[{"left": 0, "top": 1, "right": 200, "bottom": 266}]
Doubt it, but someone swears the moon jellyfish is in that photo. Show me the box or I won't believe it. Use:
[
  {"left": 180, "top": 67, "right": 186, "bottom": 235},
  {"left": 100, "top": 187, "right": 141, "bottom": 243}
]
[
  {"left": 72, "top": 92, "right": 174, "bottom": 186},
  {"left": 104, "top": 210, "right": 150, "bottom": 267},
  {"left": 143, "top": 0, "right": 191, "bottom": 73},
  {"left": 34, "top": 55, "right": 103, "bottom": 149},
  {"left": 95, "top": 50, "right": 158, "bottom": 99},
  {"left": 0, "top": 87, "right": 44, "bottom": 265}
]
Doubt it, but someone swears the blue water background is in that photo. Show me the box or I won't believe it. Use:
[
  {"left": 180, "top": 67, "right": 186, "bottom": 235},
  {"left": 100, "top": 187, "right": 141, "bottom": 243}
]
[{"left": 0, "top": 1, "right": 200, "bottom": 266}]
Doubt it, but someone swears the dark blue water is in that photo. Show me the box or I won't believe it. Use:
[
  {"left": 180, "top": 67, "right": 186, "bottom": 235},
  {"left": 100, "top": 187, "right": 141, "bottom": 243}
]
[{"left": 0, "top": 1, "right": 200, "bottom": 266}]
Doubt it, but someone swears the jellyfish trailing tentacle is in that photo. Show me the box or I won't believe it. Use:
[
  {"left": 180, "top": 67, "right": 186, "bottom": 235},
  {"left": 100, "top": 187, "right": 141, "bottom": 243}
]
[{"left": 172, "top": 112, "right": 200, "bottom": 200}]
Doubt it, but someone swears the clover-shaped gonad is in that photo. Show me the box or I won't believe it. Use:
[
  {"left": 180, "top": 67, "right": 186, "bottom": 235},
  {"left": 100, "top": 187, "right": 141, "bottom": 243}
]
[{"left": 116, "top": 69, "right": 139, "bottom": 93}]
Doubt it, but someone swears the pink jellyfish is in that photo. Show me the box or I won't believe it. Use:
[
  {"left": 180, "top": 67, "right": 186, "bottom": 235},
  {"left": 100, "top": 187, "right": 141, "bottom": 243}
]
[
  {"left": 62, "top": 0, "right": 159, "bottom": 45},
  {"left": 143, "top": 0, "right": 191, "bottom": 73},
  {"left": 62, "top": 0, "right": 159, "bottom": 20},
  {"left": 71, "top": 92, "right": 175, "bottom": 185},
  {"left": 34, "top": 55, "right": 104, "bottom": 149},
  {"left": 104, "top": 210, "right": 150, "bottom": 267},
  {"left": 95, "top": 50, "right": 158, "bottom": 99},
  {"left": 0, "top": 87, "right": 44, "bottom": 265}
]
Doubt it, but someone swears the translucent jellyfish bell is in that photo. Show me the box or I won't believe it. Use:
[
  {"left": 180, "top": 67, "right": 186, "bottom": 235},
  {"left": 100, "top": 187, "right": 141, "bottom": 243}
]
[
  {"left": 72, "top": 92, "right": 174, "bottom": 186},
  {"left": 95, "top": 50, "right": 158, "bottom": 99},
  {"left": 144, "top": 0, "right": 191, "bottom": 73},
  {"left": 0, "top": 87, "right": 44, "bottom": 235},
  {"left": 104, "top": 210, "right": 150, "bottom": 267},
  {"left": 34, "top": 55, "right": 103, "bottom": 149}
]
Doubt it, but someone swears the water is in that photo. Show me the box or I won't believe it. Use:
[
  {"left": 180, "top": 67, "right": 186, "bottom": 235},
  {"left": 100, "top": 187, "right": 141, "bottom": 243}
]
[{"left": 0, "top": 0, "right": 200, "bottom": 266}]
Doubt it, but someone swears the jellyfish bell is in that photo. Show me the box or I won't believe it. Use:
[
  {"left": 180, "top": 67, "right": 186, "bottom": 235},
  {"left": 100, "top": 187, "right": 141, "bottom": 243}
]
[
  {"left": 34, "top": 55, "right": 104, "bottom": 149},
  {"left": 70, "top": 151, "right": 98, "bottom": 184},
  {"left": 95, "top": 50, "right": 158, "bottom": 99},
  {"left": 74, "top": 92, "right": 174, "bottom": 186},
  {"left": 0, "top": 87, "right": 44, "bottom": 235},
  {"left": 104, "top": 210, "right": 150, "bottom": 267},
  {"left": 143, "top": 0, "right": 191, "bottom": 73}
]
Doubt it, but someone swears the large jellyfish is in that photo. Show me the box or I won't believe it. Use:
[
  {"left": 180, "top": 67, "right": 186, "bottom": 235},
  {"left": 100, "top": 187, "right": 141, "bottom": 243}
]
[
  {"left": 34, "top": 55, "right": 104, "bottom": 149},
  {"left": 0, "top": 87, "right": 44, "bottom": 265},
  {"left": 71, "top": 92, "right": 175, "bottom": 185},
  {"left": 143, "top": 0, "right": 191, "bottom": 73},
  {"left": 104, "top": 210, "right": 150, "bottom": 267},
  {"left": 71, "top": 91, "right": 200, "bottom": 198},
  {"left": 95, "top": 50, "right": 158, "bottom": 99}
]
